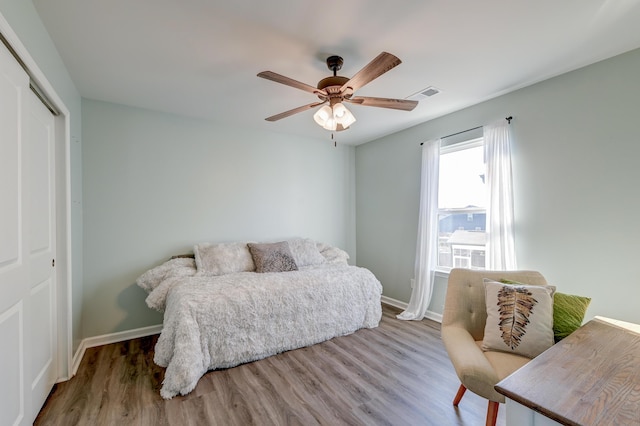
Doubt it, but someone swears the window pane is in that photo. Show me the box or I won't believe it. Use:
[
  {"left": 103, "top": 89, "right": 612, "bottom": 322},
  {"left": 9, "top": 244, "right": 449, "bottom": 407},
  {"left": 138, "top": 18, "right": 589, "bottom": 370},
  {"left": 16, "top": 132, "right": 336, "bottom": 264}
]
[
  {"left": 438, "top": 145, "right": 485, "bottom": 209},
  {"left": 437, "top": 142, "right": 486, "bottom": 270},
  {"left": 438, "top": 212, "right": 486, "bottom": 269}
]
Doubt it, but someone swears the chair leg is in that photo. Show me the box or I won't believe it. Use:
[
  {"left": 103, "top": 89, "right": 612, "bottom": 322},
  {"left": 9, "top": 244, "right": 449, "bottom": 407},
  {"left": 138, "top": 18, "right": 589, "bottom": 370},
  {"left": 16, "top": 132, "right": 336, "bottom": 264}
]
[
  {"left": 453, "top": 384, "right": 467, "bottom": 406},
  {"left": 486, "top": 401, "right": 499, "bottom": 426}
]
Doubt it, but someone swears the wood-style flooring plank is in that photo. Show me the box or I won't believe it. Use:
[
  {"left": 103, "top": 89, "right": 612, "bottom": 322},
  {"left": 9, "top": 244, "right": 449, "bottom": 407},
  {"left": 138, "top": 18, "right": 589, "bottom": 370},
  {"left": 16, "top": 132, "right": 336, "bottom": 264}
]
[{"left": 35, "top": 304, "right": 504, "bottom": 425}]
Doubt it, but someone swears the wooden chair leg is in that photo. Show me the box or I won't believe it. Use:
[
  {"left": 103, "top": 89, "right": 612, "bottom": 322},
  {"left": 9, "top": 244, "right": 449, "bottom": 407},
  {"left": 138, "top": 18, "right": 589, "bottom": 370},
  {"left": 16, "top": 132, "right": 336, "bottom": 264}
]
[
  {"left": 486, "top": 400, "right": 499, "bottom": 426},
  {"left": 453, "top": 384, "right": 467, "bottom": 406}
]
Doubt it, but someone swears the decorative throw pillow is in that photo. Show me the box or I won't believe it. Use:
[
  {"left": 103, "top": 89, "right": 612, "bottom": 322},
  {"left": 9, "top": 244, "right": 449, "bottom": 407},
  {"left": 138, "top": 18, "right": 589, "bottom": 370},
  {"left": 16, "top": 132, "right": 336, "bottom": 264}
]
[
  {"left": 287, "top": 238, "right": 326, "bottom": 267},
  {"left": 316, "top": 242, "right": 350, "bottom": 265},
  {"left": 136, "top": 257, "right": 197, "bottom": 293},
  {"left": 482, "top": 279, "right": 556, "bottom": 358},
  {"left": 553, "top": 292, "right": 591, "bottom": 342},
  {"left": 247, "top": 241, "right": 299, "bottom": 273},
  {"left": 194, "top": 242, "right": 255, "bottom": 276},
  {"left": 500, "top": 279, "right": 591, "bottom": 343}
]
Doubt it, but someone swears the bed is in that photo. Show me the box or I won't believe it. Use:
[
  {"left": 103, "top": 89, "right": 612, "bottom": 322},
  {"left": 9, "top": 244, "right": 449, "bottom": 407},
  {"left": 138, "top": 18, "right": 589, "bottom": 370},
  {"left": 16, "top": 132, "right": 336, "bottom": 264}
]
[{"left": 136, "top": 238, "right": 383, "bottom": 399}]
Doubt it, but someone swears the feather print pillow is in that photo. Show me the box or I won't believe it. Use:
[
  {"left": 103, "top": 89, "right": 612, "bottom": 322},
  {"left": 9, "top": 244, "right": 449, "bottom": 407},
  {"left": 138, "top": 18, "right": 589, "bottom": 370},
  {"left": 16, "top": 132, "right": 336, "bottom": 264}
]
[{"left": 482, "top": 279, "right": 556, "bottom": 358}]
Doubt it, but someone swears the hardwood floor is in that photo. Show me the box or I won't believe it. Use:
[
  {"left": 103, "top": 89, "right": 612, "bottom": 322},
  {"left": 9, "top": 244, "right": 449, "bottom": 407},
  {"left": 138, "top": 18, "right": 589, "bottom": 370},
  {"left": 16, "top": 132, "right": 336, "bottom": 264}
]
[{"left": 36, "top": 305, "right": 505, "bottom": 425}]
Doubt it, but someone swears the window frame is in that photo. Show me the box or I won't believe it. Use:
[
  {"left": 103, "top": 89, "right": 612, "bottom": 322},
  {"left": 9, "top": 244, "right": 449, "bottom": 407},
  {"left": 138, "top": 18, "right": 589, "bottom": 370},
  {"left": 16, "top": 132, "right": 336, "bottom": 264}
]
[{"left": 436, "top": 136, "right": 486, "bottom": 273}]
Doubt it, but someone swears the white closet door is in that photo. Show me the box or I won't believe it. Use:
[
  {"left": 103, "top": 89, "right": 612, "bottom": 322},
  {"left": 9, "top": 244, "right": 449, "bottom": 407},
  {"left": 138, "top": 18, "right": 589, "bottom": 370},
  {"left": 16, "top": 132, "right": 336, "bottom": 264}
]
[
  {"left": 0, "top": 39, "right": 57, "bottom": 426},
  {"left": 26, "top": 78, "right": 57, "bottom": 423}
]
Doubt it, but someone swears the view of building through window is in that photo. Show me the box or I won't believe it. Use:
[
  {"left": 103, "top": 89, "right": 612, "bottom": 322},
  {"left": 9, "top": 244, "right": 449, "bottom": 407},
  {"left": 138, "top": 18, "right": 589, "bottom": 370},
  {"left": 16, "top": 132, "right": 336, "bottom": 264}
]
[{"left": 437, "top": 139, "right": 486, "bottom": 270}]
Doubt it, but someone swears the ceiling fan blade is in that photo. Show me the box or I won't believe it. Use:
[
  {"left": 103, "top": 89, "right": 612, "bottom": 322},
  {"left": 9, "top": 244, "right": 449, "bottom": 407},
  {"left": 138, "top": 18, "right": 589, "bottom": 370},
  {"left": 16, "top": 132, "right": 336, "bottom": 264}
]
[
  {"left": 265, "top": 101, "right": 327, "bottom": 122},
  {"left": 258, "top": 71, "right": 327, "bottom": 97},
  {"left": 339, "top": 52, "right": 402, "bottom": 94},
  {"left": 347, "top": 96, "right": 418, "bottom": 111}
]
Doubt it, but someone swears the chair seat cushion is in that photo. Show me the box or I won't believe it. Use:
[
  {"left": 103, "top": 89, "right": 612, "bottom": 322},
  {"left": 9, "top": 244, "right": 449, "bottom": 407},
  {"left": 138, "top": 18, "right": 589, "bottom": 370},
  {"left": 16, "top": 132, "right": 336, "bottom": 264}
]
[{"left": 475, "top": 341, "right": 531, "bottom": 380}]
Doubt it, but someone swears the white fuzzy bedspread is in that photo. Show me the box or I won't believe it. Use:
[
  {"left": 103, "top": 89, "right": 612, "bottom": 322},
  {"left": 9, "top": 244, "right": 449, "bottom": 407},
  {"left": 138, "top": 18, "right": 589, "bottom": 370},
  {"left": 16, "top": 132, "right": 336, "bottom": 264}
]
[{"left": 139, "top": 260, "right": 382, "bottom": 399}]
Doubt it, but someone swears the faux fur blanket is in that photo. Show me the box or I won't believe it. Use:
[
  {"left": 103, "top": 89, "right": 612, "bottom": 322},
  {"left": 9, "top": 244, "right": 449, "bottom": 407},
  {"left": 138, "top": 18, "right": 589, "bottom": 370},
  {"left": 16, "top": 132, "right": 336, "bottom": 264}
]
[{"left": 138, "top": 260, "right": 382, "bottom": 399}]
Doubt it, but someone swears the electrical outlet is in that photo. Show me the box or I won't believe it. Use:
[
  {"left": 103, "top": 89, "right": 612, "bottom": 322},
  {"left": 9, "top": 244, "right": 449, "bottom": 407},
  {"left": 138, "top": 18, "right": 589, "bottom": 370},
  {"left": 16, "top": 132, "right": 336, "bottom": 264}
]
[{"left": 410, "top": 278, "right": 415, "bottom": 288}]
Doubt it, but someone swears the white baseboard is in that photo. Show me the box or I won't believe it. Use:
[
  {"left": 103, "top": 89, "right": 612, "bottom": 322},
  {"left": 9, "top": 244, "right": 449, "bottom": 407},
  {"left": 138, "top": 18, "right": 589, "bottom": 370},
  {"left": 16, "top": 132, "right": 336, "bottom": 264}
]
[
  {"left": 381, "top": 295, "right": 408, "bottom": 310},
  {"left": 424, "top": 310, "right": 443, "bottom": 323},
  {"left": 381, "top": 295, "right": 443, "bottom": 323},
  {"left": 67, "top": 296, "right": 443, "bottom": 379},
  {"left": 71, "top": 324, "right": 163, "bottom": 376}
]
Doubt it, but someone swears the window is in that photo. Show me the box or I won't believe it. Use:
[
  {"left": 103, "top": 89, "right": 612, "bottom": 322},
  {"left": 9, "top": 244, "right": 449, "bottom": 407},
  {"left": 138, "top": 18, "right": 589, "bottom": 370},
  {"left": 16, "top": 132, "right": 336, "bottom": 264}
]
[{"left": 437, "top": 137, "right": 486, "bottom": 270}]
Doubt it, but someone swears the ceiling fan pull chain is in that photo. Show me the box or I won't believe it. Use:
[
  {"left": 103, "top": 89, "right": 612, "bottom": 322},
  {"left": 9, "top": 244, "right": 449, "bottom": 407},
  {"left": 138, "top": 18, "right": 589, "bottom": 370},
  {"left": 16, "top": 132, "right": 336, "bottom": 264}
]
[{"left": 332, "top": 132, "right": 337, "bottom": 147}]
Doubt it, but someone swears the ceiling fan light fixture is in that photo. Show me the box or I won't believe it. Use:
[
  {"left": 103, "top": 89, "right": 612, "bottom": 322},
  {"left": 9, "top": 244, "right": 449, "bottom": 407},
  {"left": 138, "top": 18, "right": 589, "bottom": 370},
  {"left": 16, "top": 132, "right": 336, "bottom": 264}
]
[
  {"left": 314, "top": 103, "right": 355, "bottom": 131},
  {"left": 324, "top": 117, "right": 337, "bottom": 131},
  {"left": 313, "top": 105, "right": 333, "bottom": 127},
  {"left": 332, "top": 102, "right": 347, "bottom": 118},
  {"left": 333, "top": 103, "right": 356, "bottom": 129}
]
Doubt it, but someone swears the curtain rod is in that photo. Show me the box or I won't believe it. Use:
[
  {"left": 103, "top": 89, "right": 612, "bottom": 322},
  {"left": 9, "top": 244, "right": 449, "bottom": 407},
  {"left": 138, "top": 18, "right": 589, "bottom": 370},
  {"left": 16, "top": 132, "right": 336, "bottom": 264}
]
[{"left": 420, "top": 116, "right": 512, "bottom": 145}]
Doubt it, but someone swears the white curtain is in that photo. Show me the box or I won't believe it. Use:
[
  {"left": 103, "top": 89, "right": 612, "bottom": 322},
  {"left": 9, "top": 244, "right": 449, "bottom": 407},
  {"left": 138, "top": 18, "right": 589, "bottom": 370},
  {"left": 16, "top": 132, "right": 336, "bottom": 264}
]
[
  {"left": 397, "top": 139, "right": 440, "bottom": 320},
  {"left": 484, "top": 119, "right": 517, "bottom": 270}
]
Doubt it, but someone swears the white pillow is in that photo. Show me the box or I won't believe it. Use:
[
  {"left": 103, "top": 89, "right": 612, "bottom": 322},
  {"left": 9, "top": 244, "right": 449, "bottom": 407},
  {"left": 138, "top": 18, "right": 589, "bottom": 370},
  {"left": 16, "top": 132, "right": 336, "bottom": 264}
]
[
  {"left": 316, "top": 242, "right": 350, "bottom": 265},
  {"left": 193, "top": 242, "right": 255, "bottom": 276},
  {"left": 482, "top": 279, "right": 556, "bottom": 358},
  {"left": 287, "top": 238, "right": 326, "bottom": 267},
  {"left": 136, "top": 257, "right": 196, "bottom": 293}
]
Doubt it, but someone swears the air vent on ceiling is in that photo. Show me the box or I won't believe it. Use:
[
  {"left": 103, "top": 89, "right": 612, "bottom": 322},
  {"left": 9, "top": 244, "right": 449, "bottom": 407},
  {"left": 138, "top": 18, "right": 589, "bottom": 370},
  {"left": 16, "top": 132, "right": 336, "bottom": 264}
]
[{"left": 408, "top": 86, "right": 441, "bottom": 101}]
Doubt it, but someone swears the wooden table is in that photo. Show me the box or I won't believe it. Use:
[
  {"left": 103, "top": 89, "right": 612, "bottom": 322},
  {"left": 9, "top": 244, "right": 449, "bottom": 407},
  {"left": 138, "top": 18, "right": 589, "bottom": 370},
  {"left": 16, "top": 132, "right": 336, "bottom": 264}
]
[{"left": 495, "top": 317, "right": 640, "bottom": 426}]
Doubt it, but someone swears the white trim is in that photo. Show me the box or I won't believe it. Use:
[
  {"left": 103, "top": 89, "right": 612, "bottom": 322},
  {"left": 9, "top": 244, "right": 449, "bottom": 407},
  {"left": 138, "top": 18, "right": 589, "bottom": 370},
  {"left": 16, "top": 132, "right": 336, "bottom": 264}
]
[
  {"left": 63, "top": 115, "right": 72, "bottom": 380},
  {"left": 381, "top": 295, "right": 408, "bottom": 310},
  {"left": 441, "top": 135, "right": 483, "bottom": 153},
  {"left": 435, "top": 269, "right": 450, "bottom": 279},
  {"left": 70, "top": 324, "right": 163, "bottom": 377},
  {"left": 424, "top": 309, "right": 443, "bottom": 323},
  {"left": 381, "top": 296, "right": 442, "bottom": 323}
]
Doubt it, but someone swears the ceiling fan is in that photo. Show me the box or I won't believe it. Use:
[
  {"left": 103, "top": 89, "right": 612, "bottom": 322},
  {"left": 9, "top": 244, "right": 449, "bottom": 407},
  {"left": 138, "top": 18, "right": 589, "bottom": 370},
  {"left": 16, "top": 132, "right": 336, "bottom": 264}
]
[{"left": 257, "top": 52, "right": 418, "bottom": 132}]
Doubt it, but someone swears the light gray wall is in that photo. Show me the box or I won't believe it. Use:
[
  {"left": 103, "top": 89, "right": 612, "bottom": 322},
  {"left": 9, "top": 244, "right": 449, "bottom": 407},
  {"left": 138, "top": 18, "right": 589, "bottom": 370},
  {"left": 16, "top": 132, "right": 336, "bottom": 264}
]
[
  {"left": 7, "top": 0, "right": 640, "bottom": 342},
  {"left": 356, "top": 47, "right": 640, "bottom": 324},
  {"left": 81, "top": 99, "right": 356, "bottom": 337},
  {"left": 0, "top": 1, "right": 83, "bottom": 351}
]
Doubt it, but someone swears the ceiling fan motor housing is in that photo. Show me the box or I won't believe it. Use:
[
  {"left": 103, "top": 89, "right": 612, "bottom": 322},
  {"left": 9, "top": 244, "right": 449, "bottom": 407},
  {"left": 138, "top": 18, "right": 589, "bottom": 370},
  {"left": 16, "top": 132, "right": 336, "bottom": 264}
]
[
  {"left": 317, "top": 55, "right": 350, "bottom": 102},
  {"left": 326, "top": 55, "right": 343, "bottom": 73},
  {"left": 317, "top": 75, "right": 350, "bottom": 101}
]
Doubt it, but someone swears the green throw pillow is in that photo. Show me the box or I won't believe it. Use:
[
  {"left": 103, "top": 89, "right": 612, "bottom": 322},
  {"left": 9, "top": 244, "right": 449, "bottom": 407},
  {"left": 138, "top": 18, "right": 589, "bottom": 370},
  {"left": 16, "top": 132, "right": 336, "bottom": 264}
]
[
  {"left": 552, "top": 292, "right": 591, "bottom": 342},
  {"left": 499, "top": 279, "right": 591, "bottom": 343}
]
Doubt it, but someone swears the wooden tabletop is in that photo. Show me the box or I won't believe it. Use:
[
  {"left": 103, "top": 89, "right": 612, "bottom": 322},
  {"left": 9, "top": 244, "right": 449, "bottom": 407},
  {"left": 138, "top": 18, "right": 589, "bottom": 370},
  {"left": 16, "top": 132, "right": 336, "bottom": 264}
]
[{"left": 495, "top": 317, "right": 640, "bottom": 426}]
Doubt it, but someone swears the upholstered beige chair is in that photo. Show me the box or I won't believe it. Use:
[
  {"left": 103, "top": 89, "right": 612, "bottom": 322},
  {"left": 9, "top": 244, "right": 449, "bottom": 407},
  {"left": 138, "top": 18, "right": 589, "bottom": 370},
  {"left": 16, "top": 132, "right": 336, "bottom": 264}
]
[{"left": 441, "top": 268, "right": 548, "bottom": 426}]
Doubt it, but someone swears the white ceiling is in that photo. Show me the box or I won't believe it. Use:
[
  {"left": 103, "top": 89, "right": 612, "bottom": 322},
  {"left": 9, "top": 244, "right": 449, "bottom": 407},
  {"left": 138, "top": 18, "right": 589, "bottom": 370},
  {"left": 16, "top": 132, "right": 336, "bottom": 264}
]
[{"left": 34, "top": 0, "right": 640, "bottom": 145}]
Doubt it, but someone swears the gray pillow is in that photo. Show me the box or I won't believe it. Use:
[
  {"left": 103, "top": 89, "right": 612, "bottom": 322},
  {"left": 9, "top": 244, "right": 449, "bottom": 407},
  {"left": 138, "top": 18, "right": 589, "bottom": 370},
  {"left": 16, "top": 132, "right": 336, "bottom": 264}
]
[{"left": 247, "top": 241, "right": 298, "bottom": 273}]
